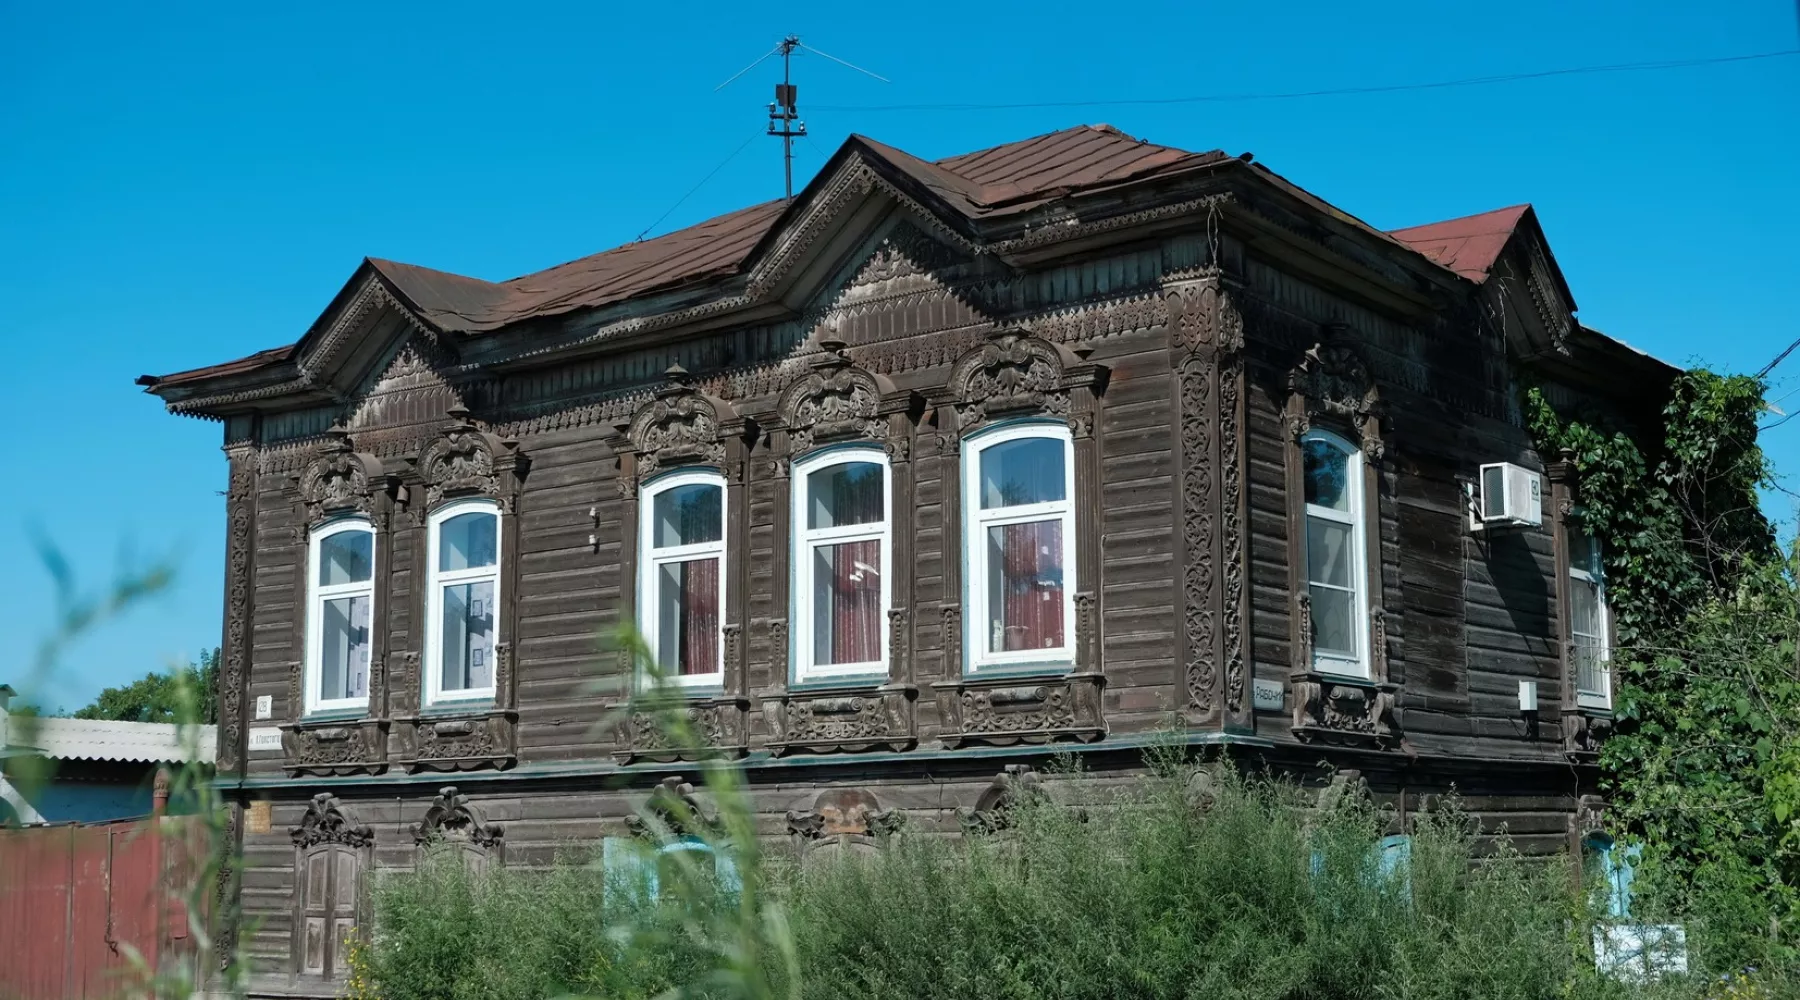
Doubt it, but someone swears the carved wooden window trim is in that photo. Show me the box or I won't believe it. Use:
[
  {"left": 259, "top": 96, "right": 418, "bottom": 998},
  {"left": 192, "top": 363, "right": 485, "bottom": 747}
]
[
  {"left": 637, "top": 468, "right": 729, "bottom": 691},
  {"left": 290, "top": 793, "right": 371, "bottom": 981},
  {"left": 1566, "top": 513, "right": 1613, "bottom": 710},
  {"left": 790, "top": 444, "right": 893, "bottom": 684},
  {"left": 423, "top": 498, "right": 505, "bottom": 708},
  {"left": 960, "top": 421, "right": 1079, "bottom": 676},
  {"left": 412, "top": 785, "right": 505, "bottom": 870},
  {"left": 303, "top": 516, "right": 378, "bottom": 716},
  {"left": 1548, "top": 456, "right": 1616, "bottom": 721}
]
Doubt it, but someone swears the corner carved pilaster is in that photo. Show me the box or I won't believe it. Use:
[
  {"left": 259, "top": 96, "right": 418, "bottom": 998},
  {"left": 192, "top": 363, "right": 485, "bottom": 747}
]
[{"left": 217, "top": 449, "right": 257, "bottom": 774}]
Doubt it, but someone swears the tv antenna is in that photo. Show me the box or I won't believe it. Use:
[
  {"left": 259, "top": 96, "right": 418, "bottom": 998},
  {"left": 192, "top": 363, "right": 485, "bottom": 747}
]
[{"left": 717, "top": 35, "right": 889, "bottom": 201}]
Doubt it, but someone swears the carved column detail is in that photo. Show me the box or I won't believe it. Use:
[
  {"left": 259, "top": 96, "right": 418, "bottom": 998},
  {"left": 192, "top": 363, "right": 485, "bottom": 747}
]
[{"left": 217, "top": 449, "right": 256, "bottom": 775}]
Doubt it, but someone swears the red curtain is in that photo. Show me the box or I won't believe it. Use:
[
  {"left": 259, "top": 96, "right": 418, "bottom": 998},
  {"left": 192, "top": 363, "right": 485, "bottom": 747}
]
[
  {"left": 829, "top": 540, "right": 881, "bottom": 664},
  {"left": 999, "top": 520, "right": 1064, "bottom": 651},
  {"left": 678, "top": 558, "right": 720, "bottom": 675}
]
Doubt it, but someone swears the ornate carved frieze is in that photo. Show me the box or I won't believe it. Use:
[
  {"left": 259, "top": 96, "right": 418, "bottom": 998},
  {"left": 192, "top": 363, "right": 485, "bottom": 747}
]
[
  {"left": 281, "top": 719, "right": 389, "bottom": 777},
  {"left": 1290, "top": 673, "right": 1399, "bottom": 748},
  {"left": 412, "top": 786, "right": 505, "bottom": 854},
  {"left": 417, "top": 405, "right": 526, "bottom": 512},
  {"left": 291, "top": 793, "right": 373, "bottom": 849},
  {"left": 787, "top": 787, "right": 901, "bottom": 861},
  {"left": 946, "top": 330, "right": 1075, "bottom": 431},
  {"left": 1564, "top": 709, "right": 1613, "bottom": 762},
  {"left": 1179, "top": 354, "right": 1217, "bottom": 715},
  {"left": 295, "top": 427, "right": 391, "bottom": 525},
  {"left": 763, "top": 687, "right": 916, "bottom": 755},
  {"left": 932, "top": 672, "right": 1105, "bottom": 749},
  {"left": 395, "top": 644, "right": 518, "bottom": 772},
  {"left": 618, "top": 365, "right": 744, "bottom": 478},
  {"left": 957, "top": 765, "right": 1046, "bottom": 835},
  {"left": 613, "top": 697, "right": 750, "bottom": 764}
]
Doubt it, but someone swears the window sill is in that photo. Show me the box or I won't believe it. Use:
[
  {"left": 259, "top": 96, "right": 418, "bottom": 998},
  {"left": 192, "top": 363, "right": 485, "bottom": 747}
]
[
  {"left": 419, "top": 697, "right": 498, "bottom": 717},
  {"left": 963, "top": 660, "right": 1076, "bottom": 682},
  {"left": 789, "top": 672, "right": 890, "bottom": 693},
  {"left": 299, "top": 707, "right": 367, "bottom": 723}
]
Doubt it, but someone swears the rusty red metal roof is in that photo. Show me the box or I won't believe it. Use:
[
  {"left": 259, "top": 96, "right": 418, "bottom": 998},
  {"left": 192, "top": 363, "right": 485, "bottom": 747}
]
[
  {"left": 141, "top": 126, "right": 1472, "bottom": 393},
  {"left": 1387, "top": 204, "right": 1531, "bottom": 282}
]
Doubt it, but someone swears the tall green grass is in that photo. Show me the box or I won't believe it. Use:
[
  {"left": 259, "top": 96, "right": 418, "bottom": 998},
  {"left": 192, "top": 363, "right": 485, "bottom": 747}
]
[{"left": 362, "top": 754, "right": 1784, "bottom": 1000}]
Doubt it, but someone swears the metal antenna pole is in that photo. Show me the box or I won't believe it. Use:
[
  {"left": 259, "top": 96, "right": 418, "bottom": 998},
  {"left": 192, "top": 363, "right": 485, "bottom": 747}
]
[{"left": 767, "top": 35, "right": 806, "bottom": 201}]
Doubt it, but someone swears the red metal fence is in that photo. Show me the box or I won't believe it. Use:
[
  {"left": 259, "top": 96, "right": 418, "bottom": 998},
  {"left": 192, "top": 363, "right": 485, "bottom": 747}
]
[{"left": 0, "top": 814, "right": 205, "bottom": 1000}]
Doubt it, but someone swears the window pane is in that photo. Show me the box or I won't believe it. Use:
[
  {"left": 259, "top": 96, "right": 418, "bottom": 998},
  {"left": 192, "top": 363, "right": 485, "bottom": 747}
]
[
  {"left": 806, "top": 462, "right": 884, "bottom": 529},
  {"left": 656, "top": 557, "right": 720, "bottom": 676},
  {"left": 1306, "top": 516, "right": 1354, "bottom": 589},
  {"left": 318, "top": 530, "right": 373, "bottom": 586},
  {"left": 978, "top": 437, "right": 1066, "bottom": 509},
  {"left": 984, "top": 520, "right": 1065, "bottom": 652},
  {"left": 652, "top": 484, "right": 722, "bottom": 548},
  {"left": 1570, "top": 580, "right": 1602, "bottom": 642},
  {"left": 438, "top": 512, "right": 498, "bottom": 572},
  {"left": 1302, "top": 438, "right": 1352, "bottom": 511},
  {"left": 320, "top": 595, "right": 370, "bottom": 701},
  {"left": 1569, "top": 522, "right": 1601, "bottom": 577},
  {"left": 1309, "top": 585, "right": 1357, "bottom": 659},
  {"left": 439, "top": 580, "right": 495, "bottom": 692},
  {"left": 811, "top": 539, "right": 882, "bottom": 665}
]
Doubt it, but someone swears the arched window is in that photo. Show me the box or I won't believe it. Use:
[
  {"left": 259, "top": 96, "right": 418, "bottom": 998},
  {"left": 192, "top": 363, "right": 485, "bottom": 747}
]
[
  {"left": 792, "top": 447, "right": 890, "bottom": 681},
  {"left": 305, "top": 518, "right": 376, "bottom": 714},
  {"left": 1300, "top": 429, "right": 1370, "bottom": 676},
  {"left": 1568, "top": 516, "right": 1612, "bottom": 708},
  {"left": 425, "top": 500, "right": 502, "bottom": 706},
  {"left": 962, "top": 422, "right": 1077, "bottom": 673},
  {"left": 638, "top": 470, "right": 727, "bottom": 688}
]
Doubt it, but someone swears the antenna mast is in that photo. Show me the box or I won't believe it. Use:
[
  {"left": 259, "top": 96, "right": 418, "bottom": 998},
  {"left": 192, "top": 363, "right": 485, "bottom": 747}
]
[{"left": 768, "top": 35, "right": 806, "bottom": 201}]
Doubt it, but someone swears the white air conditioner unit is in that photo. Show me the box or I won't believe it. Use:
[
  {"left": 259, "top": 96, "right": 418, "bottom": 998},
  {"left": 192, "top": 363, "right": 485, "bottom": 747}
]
[{"left": 1476, "top": 463, "right": 1543, "bottom": 528}]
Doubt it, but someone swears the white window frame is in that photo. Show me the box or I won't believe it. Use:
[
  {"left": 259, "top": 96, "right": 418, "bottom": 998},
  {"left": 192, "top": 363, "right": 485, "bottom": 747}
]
[
  {"left": 1301, "top": 428, "right": 1371, "bottom": 678},
  {"left": 304, "top": 517, "right": 376, "bottom": 716},
  {"left": 791, "top": 446, "right": 892, "bottom": 683},
  {"left": 424, "top": 499, "right": 503, "bottom": 707},
  {"left": 637, "top": 469, "right": 728, "bottom": 690},
  {"left": 1569, "top": 517, "right": 1612, "bottom": 710},
  {"left": 962, "top": 421, "right": 1078, "bottom": 675}
]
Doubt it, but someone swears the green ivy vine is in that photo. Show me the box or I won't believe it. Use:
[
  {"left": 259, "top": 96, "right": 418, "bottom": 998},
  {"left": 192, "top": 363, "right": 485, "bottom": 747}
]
[{"left": 1526, "top": 369, "right": 1794, "bottom": 968}]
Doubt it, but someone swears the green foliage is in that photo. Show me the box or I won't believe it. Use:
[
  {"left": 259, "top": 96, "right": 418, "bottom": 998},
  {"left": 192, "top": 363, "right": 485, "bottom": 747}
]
[
  {"left": 1526, "top": 369, "right": 1796, "bottom": 968},
  {"left": 73, "top": 647, "right": 220, "bottom": 724}
]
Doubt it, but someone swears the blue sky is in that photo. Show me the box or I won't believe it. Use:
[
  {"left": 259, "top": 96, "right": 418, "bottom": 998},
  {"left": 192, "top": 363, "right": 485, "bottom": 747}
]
[{"left": 2, "top": 1, "right": 1795, "bottom": 711}]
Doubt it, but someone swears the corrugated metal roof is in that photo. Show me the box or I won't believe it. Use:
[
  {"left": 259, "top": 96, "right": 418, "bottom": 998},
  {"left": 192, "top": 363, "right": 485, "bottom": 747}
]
[{"left": 15, "top": 718, "right": 217, "bottom": 764}]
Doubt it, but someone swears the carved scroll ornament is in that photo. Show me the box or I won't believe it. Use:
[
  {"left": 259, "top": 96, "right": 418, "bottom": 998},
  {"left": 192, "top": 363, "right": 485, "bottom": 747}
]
[
  {"left": 776, "top": 341, "right": 892, "bottom": 452},
  {"left": 292, "top": 793, "right": 373, "bottom": 849},
  {"left": 1286, "top": 338, "right": 1383, "bottom": 460},
  {"left": 412, "top": 786, "right": 504, "bottom": 850},
  {"left": 624, "top": 366, "right": 740, "bottom": 477},
  {"left": 297, "top": 427, "right": 389, "bottom": 525},
  {"left": 418, "top": 406, "right": 523, "bottom": 510},
  {"left": 787, "top": 787, "right": 901, "bottom": 861},
  {"left": 626, "top": 776, "right": 720, "bottom": 840},
  {"left": 947, "top": 331, "right": 1074, "bottom": 431}
]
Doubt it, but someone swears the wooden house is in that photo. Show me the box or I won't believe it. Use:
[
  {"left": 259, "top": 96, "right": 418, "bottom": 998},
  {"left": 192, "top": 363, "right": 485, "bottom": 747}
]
[{"left": 140, "top": 125, "right": 1663, "bottom": 993}]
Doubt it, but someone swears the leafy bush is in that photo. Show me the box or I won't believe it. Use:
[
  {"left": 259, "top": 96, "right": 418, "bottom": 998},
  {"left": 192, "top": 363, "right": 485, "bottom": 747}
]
[{"left": 362, "top": 759, "right": 1794, "bottom": 999}]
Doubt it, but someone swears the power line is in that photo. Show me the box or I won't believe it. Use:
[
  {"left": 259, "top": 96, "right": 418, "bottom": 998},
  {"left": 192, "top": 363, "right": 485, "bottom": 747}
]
[
  {"left": 811, "top": 49, "right": 1800, "bottom": 112},
  {"left": 634, "top": 128, "right": 765, "bottom": 242},
  {"left": 1755, "top": 333, "right": 1800, "bottom": 381}
]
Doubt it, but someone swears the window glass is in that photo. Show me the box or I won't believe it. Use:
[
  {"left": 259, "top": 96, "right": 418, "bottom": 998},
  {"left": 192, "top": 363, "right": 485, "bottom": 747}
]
[
  {"left": 811, "top": 539, "right": 882, "bottom": 665},
  {"left": 318, "top": 530, "right": 373, "bottom": 586},
  {"left": 1569, "top": 522, "right": 1601, "bottom": 577},
  {"left": 1306, "top": 517, "right": 1353, "bottom": 589},
  {"left": 655, "top": 557, "right": 720, "bottom": 675},
  {"left": 978, "top": 437, "right": 1066, "bottom": 509},
  {"left": 1309, "top": 585, "right": 1356, "bottom": 657},
  {"left": 438, "top": 512, "right": 498, "bottom": 572},
  {"left": 1303, "top": 438, "right": 1352, "bottom": 511},
  {"left": 438, "top": 580, "right": 495, "bottom": 692},
  {"left": 652, "top": 484, "right": 723, "bottom": 548},
  {"left": 319, "top": 595, "right": 370, "bottom": 701},
  {"left": 984, "top": 520, "right": 1066, "bottom": 652},
  {"left": 806, "top": 462, "right": 884, "bottom": 529}
]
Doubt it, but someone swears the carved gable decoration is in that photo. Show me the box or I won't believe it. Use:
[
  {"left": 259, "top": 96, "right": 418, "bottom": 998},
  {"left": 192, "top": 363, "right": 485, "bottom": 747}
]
[
  {"left": 418, "top": 406, "right": 522, "bottom": 509},
  {"left": 345, "top": 343, "right": 464, "bottom": 435},
  {"left": 851, "top": 222, "right": 963, "bottom": 286},
  {"left": 623, "top": 367, "right": 739, "bottom": 477},
  {"left": 1287, "top": 334, "right": 1383, "bottom": 458},
  {"left": 291, "top": 793, "right": 373, "bottom": 849},
  {"left": 776, "top": 341, "right": 893, "bottom": 452},
  {"left": 297, "top": 428, "right": 386, "bottom": 525},
  {"left": 412, "top": 786, "right": 504, "bottom": 850},
  {"left": 948, "top": 331, "right": 1083, "bottom": 431}
]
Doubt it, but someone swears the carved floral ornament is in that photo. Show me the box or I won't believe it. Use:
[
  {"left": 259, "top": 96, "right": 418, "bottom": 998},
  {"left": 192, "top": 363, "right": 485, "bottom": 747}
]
[
  {"left": 296, "top": 427, "right": 388, "bottom": 524},
  {"left": 1286, "top": 336, "right": 1384, "bottom": 460},
  {"left": 418, "top": 405, "right": 522, "bottom": 510},
  {"left": 412, "top": 786, "right": 504, "bottom": 849},
  {"left": 621, "top": 366, "right": 740, "bottom": 477},
  {"left": 626, "top": 776, "right": 721, "bottom": 840},
  {"left": 292, "top": 792, "right": 373, "bottom": 849},
  {"left": 946, "top": 330, "right": 1098, "bottom": 433},
  {"left": 775, "top": 340, "right": 896, "bottom": 453}
]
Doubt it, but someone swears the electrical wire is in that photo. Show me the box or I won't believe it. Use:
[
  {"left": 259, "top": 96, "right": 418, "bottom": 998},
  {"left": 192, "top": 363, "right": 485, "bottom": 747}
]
[
  {"left": 1756, "top": 333, "right": 1800, "bottom": 380},
  {"left": 811, "top": 49, "right": 1799, "bottom": 112},
  {"left": 634, "top": 129, "right": 766, "bottom": 242}
]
